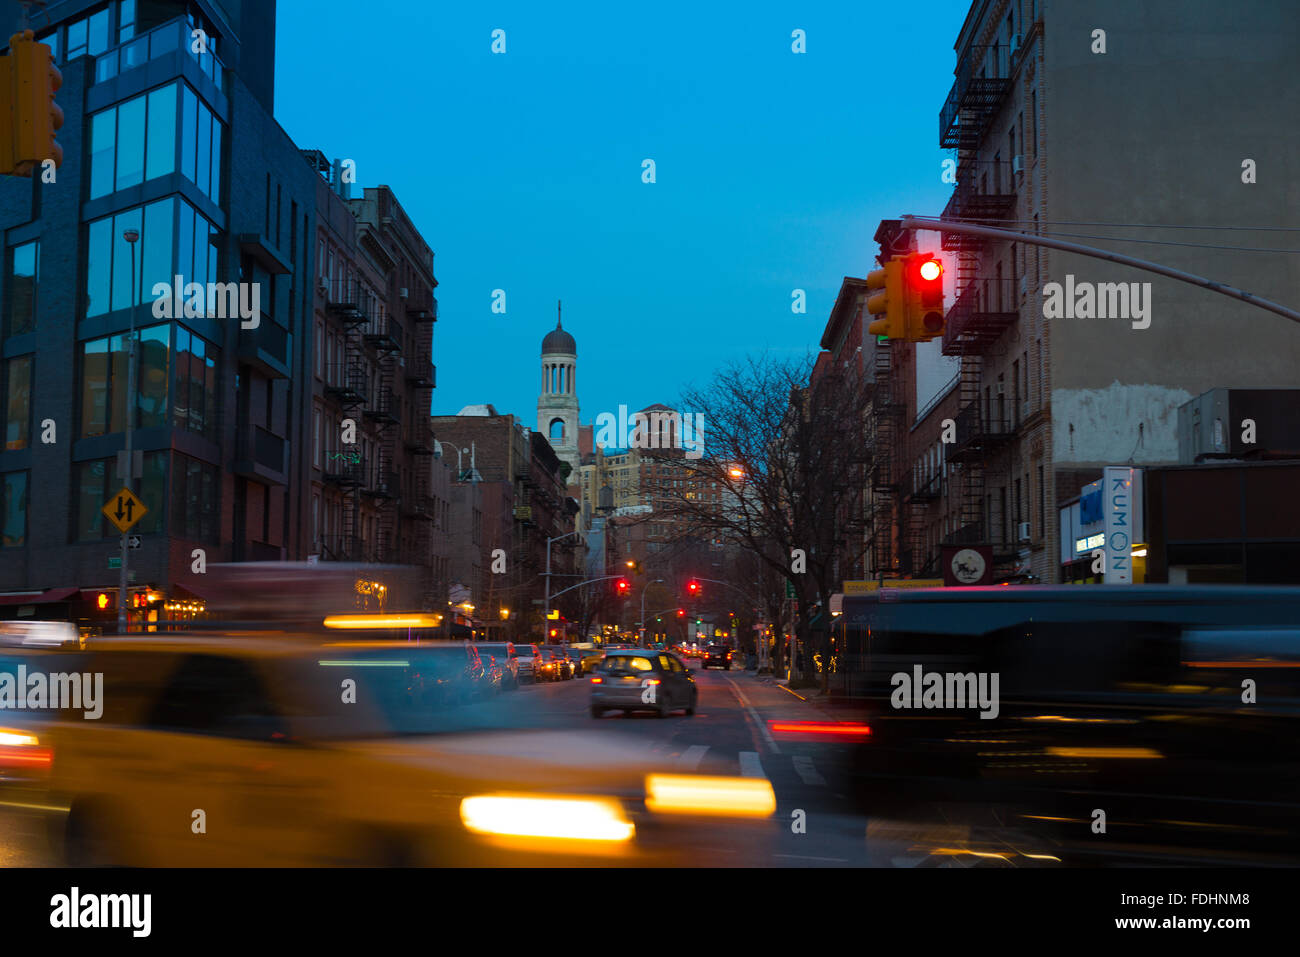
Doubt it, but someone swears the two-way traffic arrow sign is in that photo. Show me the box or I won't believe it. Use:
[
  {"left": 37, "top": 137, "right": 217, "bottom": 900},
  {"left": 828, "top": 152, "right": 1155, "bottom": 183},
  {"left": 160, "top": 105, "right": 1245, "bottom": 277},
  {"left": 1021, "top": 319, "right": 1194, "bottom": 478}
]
[{"left": 102, "top": 487, "right": 148, "bottom": 534}]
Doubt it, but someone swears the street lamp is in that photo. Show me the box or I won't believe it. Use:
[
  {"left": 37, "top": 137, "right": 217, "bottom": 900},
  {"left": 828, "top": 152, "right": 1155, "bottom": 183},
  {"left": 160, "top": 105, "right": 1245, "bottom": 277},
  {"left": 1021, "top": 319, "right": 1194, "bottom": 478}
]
[
  {"left": 639, "top": 579, "right": 664, "bottom": 646},
  {"left": 117, "top": 228, "right": 140, "bottom": 635}
]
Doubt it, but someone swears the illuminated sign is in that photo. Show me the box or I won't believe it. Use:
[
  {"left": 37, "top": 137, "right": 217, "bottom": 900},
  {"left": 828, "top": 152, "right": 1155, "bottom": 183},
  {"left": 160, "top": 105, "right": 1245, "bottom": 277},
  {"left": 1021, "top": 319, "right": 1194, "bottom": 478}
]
[{"left": 1075, "top": 533, "right": 1105, "bottom": 554}]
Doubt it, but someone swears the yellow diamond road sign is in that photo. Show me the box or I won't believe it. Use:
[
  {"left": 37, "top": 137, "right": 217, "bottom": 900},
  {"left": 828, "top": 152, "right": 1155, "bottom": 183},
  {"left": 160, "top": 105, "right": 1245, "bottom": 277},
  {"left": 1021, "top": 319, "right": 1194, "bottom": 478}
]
[{"left": 103, "top": 487, "right": 148, "bottom": 534}]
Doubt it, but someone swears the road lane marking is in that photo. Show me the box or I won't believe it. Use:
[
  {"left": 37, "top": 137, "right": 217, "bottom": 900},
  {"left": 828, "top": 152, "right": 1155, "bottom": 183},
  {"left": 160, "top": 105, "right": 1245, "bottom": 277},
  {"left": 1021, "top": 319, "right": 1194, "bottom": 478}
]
[
  {"left": 677, "top": 745, "right": 709, "bottom": 771},
  {"left": 792, "top": 755, "right": 826, "bottom": 787},
  {"left": 724, "top": 676, "right": 781, "bottom": 755},
  {"left": 739, "top": 751, "right": 765, "bottom": 778}
]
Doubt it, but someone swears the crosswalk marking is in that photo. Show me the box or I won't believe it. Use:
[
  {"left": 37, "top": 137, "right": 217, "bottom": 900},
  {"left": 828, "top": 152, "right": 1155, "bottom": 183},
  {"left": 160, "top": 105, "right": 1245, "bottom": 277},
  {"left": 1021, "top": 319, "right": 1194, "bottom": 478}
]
[
  {"left": 677, "top": 745, "right": 709, "bottom": 771},
  {"left": 739, "top": 751, "right": 765, "bottom": 778},
  {"left": 791, "top": 755, "right": 826, "bottom": 787}
]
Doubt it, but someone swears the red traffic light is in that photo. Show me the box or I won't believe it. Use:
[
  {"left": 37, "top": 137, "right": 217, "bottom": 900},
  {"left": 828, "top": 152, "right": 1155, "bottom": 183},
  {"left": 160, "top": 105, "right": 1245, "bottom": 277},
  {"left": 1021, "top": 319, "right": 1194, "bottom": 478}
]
[
  {"left": 549, "top": 628, "right": 558, "bottom": 638},
  {"left": 917, "top": 258, "right": 942, "bottom": 282},
  {"left": 677, "top": 608, "right": 685, "bottom": 618},
  {"left": 687, "top": 580, "right": 700, "bottom": 596},
  {"left": 615, "top": 578, "right": 631, "bottom": 595}
]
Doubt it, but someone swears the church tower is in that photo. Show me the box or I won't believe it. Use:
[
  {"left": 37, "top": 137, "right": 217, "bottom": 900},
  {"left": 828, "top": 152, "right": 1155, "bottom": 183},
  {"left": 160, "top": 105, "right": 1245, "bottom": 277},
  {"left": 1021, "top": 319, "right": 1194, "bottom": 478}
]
[{"left": 537, "top": 301, "right": 581, "bottom": 473}]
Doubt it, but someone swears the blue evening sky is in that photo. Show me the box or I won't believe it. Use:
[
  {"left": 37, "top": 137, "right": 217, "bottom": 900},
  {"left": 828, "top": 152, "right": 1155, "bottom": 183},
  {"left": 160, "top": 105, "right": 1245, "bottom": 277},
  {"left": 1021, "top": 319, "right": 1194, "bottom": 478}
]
[{"left": 274, "top": 0, "right": 971, "bottom": 426}]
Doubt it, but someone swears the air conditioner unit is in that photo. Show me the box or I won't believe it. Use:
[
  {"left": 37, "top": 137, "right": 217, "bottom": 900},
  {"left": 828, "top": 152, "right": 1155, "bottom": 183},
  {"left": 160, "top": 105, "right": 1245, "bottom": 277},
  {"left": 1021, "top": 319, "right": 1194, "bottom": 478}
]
[
  {"left": 1018, "top": 521, "right": 1031, "bottom": 542},
  {"left": 1012, "top": 154, "right": 1024, "bottom": 174},
  {"left": 400, "top": 288, "right": 409, "bottom": 300},
  {"left": 318, "top": 276, "right": 328, "bottom": 293},
  {"left": 1010, "top": 33, "right": 1022, "bottom": 56}
]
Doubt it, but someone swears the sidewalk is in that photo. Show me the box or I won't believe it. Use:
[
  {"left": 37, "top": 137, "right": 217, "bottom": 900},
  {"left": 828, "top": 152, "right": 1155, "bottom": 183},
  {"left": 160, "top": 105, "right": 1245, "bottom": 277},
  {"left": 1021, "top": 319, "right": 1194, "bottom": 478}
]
[{"left": 729, "top": 668, "right": 869, "bottom": 722}]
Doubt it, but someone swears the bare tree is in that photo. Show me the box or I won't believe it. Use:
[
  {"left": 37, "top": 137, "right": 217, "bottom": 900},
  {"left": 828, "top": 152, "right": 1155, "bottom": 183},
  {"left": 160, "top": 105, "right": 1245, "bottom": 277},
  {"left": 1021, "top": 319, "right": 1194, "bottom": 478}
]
[{"left": 641, "top": 353, "right": 872, "bottom": 690}]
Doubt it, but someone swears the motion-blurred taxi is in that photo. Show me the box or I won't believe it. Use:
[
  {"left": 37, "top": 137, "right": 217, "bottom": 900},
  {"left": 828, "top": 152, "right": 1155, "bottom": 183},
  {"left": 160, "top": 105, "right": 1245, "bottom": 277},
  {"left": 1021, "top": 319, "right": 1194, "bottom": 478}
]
[{"left": 32, "top": 636, "right": 762, "bottom": 866}]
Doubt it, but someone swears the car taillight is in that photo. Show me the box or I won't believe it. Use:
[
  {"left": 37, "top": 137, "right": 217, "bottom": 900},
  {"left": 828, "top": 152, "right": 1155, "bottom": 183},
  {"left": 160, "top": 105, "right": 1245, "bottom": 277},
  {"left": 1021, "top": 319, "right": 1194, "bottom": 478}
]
[
  {"left": 645, "top": 678, "right": 661, "bottom": 685},
  {"left": 591, "top": 677, "right": 603, "bottom": 684},
  {"left": 0, "top": 728, "right": 52, "bottom": 772}
]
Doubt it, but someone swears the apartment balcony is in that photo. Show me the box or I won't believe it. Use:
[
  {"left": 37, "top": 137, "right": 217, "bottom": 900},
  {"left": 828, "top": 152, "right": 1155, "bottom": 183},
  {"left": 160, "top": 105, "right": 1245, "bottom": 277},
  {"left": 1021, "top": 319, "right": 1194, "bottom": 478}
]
[
  {"left": 939, "top": 160, "right": 1017, "bottom": 251},
  {"left": 233, "top": 426, "right": 287, "bottom": 486},
  {"left": 362, "top": 470, "right": 399, "bottom": 500},
  {"left": 237, "top": 318, "right": 290, "bottom": 379},
  {"left": 941, "top": 279, "right": 1019, "bottom": 357},
  {"left": 406, "top": 295, "right": 438, "bottom": 323},
  {"left": 939, "top": 44, "right": 1011, "bottom": 150},
  {"left": 905, "top": 470, "right": 943, "bottom": 504},
  {"left": 363, "top": 387, "right": 400, "bottom": 426},
  {"left": 323, "top": 453, "right": 366, "bottom": 488},
  {"left": 946, "top": 401, "right": 1017, "bottom": 462},
  {"left": 325, "top": 362, "right": 370, "bottom": 407},
  {"left": 364, "top": 316, "right": 403, "bottom": 354},
  {"left": 94, "top": 17, "right": 225, "bottom": 92},
  {"left": 323, "top": 278, "right": 369, "bottom": 325}
]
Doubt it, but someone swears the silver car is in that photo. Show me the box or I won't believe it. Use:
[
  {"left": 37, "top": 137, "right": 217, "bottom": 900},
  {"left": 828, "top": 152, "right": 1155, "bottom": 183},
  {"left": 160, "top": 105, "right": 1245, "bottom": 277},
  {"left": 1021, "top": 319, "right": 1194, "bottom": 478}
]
[{"left": 590, "top": 650, "right": 697, "bottom": 718}]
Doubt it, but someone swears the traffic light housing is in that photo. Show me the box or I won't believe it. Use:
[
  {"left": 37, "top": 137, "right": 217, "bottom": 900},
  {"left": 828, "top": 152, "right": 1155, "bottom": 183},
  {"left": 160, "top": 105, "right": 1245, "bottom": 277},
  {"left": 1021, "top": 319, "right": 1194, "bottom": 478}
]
[
  {"left": 1, "top": 31, "right": 63, "bottom": 177},
  {"left": 686, "top": 580, "right": 700, "bottom": 598},
  {"left": 95, "top": 591, "right": 114, "bottom": 611},
  {"left": 615, "top": 578, "right": 631, "bottom": 597},
  {"left": 904, "top": 252, "right": 945, "bottom": 341},
  {"left": 865, "top": 259, "right": 906, "bottom": 341},
  {"left": 677, "top": 608, "right": 685, "bottom": 618}
]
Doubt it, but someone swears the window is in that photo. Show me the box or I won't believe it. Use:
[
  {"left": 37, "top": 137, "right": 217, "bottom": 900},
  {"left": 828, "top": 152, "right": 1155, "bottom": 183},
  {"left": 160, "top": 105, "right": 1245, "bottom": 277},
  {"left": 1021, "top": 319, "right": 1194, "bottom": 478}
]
[
  {"left": 1, "top": 472, "right": 27, "bottom": 547},
  {"left": 313, "top": 408, "right": 321, "bottom": 468},
  {"left": 178, "top": 84, "right": 222, "bottom": 204},
  {"left": 5, "top": 357, "right": 32, "bottom": 450},
  {"left": 170, "top": 452, "right": 219, "bottom": 542},
  {"left": 119, "top": 0, "right": 136, "bottom": 43},
  {"left": 80, "top": 323, "right": 169, "bottom": 437},
  {"left": 75, "top": 452, "right": 165, "bottom": 540},
  {"left": 1037, "top": 464, "right": 1045, "bottom": 536},
  {"left": 86, "top": 198, "right": 179, "bottom": 318},
  {"left": 6, "top": 241, "right": 38, "bottom": 336},
  {"left": 173, "top": 325, "right": 218, "bottom": 438}
]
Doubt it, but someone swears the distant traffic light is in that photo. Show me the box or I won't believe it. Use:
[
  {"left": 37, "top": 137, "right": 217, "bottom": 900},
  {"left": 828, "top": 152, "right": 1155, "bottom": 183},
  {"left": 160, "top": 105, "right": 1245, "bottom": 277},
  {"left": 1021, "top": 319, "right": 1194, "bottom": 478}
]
[
  {"left": 615, "top": 578, "right": 631, "bottom": 597},
  {"left": 676, "top": 608, "right": 685, "bottom": 618},
  {"left": 686, "top": 580, "right": 700, "bottom": 598},
  {"left": 866, "top": 259, "right": 906, "bottom": 341},
  {"left": 0, "top": 30, "right": 63, "bottom": 177},
  {"left": 550, "top": 627, "right": 558, "bottom": 638},
  {"left": 904, "top": 252, "right": 945, "bottom": 341}
]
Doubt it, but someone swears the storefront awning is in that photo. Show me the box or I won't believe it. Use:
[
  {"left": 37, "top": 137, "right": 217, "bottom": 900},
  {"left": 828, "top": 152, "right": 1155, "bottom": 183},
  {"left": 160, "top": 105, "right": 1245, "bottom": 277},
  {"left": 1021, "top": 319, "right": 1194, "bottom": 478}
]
[{"left": 0, "top": 587, "right": 79, "bottom": 605}]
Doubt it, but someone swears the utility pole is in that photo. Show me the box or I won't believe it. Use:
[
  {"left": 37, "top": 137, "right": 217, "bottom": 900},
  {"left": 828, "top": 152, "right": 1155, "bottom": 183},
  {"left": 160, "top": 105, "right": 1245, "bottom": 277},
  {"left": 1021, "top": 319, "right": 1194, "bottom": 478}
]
[
  {"left": 638, "top": 578, "right": 664, "bottom": 646},
  {"left": 544, "top": 529, "right": 579, "bottom": 624},
  {"left": 117, "top": 228, "right": 140, "bottom": 635}
]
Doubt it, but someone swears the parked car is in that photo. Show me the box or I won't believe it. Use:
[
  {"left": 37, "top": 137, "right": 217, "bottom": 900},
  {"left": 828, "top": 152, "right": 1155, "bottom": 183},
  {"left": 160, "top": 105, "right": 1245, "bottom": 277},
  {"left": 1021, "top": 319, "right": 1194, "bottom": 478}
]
[
  {"left": 477, "top": 653, "right": 505, "bottom": 695},
  {"left": 472, "top": 643, "right": 519, "bottom": 689},
  {"left": 590, "top": 650, "right": 697, "bottom": 719},
  {"left": 536, "top": 646, "right": 565, "bottom": 681},
  {"left": 514, "top": 643, "right": 542, "bottom": 683}
]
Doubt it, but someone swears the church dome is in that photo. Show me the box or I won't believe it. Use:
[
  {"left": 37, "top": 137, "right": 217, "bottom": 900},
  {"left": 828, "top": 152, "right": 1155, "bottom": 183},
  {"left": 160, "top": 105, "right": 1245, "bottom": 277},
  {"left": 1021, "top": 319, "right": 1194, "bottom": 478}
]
[{"left": 542, "top": 317, "right": 576, "bottom": 355}]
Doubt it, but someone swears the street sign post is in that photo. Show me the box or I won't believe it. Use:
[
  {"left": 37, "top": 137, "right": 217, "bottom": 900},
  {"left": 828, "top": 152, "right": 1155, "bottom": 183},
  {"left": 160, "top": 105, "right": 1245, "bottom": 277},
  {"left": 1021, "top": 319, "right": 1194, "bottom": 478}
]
[{"left": 102, "top": 487, "right": 147, "bottom": 534}]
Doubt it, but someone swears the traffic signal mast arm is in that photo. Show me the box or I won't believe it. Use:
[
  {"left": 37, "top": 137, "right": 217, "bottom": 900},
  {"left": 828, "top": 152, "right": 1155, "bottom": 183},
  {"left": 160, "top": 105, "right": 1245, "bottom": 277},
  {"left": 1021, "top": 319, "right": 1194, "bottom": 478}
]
[
  {"left": 547, "top": 575, "right": 633, "bottom": 602},
  {"left": 900, "top": 214, "right": 1300, "bottom": 326}
]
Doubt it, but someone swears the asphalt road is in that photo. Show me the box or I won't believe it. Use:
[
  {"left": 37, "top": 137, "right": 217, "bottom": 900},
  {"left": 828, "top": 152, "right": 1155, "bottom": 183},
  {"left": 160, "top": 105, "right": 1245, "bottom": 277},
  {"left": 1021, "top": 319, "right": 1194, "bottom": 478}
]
[{"left": 0, "top": 660, "right": 1095, "bottom": 867}]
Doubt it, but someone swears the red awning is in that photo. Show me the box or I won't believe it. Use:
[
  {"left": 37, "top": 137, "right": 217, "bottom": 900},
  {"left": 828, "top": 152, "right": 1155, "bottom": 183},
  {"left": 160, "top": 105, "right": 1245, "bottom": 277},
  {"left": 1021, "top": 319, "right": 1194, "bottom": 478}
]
[{"left": 0, "top": 587, "right": 80, "bottom": 606}]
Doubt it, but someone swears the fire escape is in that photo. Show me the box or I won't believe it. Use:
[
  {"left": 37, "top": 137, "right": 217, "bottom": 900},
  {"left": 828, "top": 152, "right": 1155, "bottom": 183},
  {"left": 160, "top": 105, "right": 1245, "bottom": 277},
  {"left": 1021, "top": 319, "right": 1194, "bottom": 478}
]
[
  {"left": 322, "top": 276, "right": 370, "bottom": 560},
  {"left": 362, "top": 296, "right": 402, "bottom": 562},
  {"left": 937, "top": 38, "right": 1019, "bottom": 567},
  {"left": 403, "top": 290, "right": 439, "bottom": 608}
]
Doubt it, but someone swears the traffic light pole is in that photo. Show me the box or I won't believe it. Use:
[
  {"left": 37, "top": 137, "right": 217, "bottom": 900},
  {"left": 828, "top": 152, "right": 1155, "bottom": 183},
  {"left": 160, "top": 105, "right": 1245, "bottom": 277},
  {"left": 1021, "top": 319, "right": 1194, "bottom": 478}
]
[
  {"left": 899, "top": 215, "right": 1300, "bottom": 325},
  {"left": 117, "top": 230, "right": 140, "bottom": 635}
]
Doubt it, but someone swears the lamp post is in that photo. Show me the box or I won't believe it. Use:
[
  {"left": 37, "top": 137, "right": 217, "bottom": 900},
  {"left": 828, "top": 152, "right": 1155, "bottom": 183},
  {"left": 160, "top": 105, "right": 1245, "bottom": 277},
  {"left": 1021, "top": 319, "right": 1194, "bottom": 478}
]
[
  {"left": 117, "top": 228, "right": 140, "bottom": 635},
  {"left": 543, "top": 529, "right": 580, "bottom": 624},
  {"left": 639, "top": 579, "right": 664, "bottom": 646}
]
